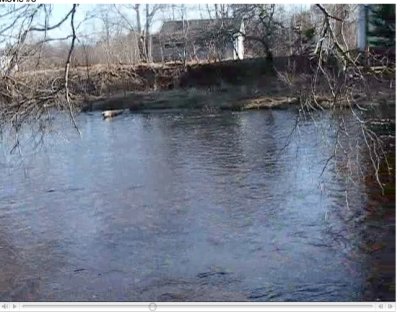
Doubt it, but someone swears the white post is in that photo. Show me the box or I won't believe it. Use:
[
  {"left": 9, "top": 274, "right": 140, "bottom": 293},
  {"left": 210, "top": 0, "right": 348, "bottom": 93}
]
[
  {"left": 237, "top": 35, "right": 244, "bottom": 60},
  {"left": 233, "top": 36, "right": 239, "bottom": 60},
  {"left": 233, "top": 20, "right": 245, "bottom": 60}
]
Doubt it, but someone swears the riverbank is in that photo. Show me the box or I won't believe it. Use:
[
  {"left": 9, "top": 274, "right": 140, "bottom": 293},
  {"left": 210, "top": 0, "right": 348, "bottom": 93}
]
[
  {"left": 3, "top": 58, "right": 395, "bottom": 114},
  {"left": 82, "top": 86, "right": 300, "bottom": 113},
  {"left": 82, "top": 84, "right": 394, "bottom": 114},
  {"left": 78, "top": 60, "right": 394, "bottom": 113}
]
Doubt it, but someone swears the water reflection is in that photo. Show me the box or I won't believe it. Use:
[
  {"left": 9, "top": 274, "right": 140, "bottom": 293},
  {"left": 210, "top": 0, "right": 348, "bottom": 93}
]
[{"left": 0, "top": 110, "right": 395, "bottom": 301}]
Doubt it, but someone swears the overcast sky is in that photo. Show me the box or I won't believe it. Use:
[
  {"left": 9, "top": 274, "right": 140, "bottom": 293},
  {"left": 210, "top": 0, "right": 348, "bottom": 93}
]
[
  {"left": 47, "top": 3, "right": 310, "bottom": 41},
  {"left": 0, "top": 3, "right": 310, "bottom": 48}
]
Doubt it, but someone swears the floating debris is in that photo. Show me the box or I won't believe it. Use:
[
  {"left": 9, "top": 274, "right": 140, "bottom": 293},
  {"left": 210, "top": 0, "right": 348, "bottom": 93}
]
[{"left": 102, "top": 110, "right": 124, "bottom": 119}]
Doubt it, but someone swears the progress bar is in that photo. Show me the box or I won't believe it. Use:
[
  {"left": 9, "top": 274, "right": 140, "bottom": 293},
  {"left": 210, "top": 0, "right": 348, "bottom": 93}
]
[{"left": 1, "top": 302, "right": 396, "bottom": 312}]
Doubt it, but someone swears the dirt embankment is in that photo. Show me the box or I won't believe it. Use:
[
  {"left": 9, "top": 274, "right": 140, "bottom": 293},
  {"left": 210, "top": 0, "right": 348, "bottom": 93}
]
[
  {"left": 8, "top": 57, "right": 395, "bottom": 113},
  {"left": 78, "top": 58, "right": 301, "bottom": 112},
  {"left": 80, "top": 58, "right": 302, "bottom": 112}
]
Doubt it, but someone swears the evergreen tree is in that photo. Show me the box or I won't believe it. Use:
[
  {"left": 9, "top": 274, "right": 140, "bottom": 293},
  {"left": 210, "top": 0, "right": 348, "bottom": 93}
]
[{"left": 367, "top": 4, "right": 395, "bottom": 48}]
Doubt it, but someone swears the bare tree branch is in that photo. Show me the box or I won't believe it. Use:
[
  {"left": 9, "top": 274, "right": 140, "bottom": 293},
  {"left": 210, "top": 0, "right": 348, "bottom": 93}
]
[{"left": 64, "top": 4, "right": 80, "bottom": 135}]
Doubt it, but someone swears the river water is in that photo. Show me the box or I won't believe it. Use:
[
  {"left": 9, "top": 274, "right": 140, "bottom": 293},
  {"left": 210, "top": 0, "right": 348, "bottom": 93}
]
[{"left": 0, "top": 109, "right": 395, "bottom": 301}]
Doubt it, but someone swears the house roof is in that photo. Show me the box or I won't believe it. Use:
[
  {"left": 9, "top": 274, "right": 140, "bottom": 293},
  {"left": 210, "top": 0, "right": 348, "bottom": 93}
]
[{"left": 159, "top": 18, "right": 243, "bottom": 39}]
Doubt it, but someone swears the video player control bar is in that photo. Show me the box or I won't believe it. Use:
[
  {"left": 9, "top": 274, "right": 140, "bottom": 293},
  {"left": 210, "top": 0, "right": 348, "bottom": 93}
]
[{"left": 0, "top": 302, "right": 396, "bottom": 312}]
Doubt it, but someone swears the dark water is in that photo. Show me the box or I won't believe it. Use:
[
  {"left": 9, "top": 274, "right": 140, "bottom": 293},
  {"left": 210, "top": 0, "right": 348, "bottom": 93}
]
[{"left": 0, "top": 110, "right": 395, "bottom": 302}]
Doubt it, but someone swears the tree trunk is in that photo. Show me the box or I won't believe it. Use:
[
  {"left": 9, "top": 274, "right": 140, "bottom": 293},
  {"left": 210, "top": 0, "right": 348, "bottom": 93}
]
[
  {"left": 145, "top": 4, "right": 151, "bottom": 62},
  {"left": 134, "top": 4, "right": 145, "bottom": 61},
  {"left": 214, "top": 4, "right": 219, "bottom": 19}
]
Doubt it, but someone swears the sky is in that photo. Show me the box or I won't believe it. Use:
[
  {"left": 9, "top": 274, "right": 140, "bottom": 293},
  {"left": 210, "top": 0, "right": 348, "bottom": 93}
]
[
  {"left": 34, "top": 3, "right": 310, "bottom": 43},
  {"left": 48, "top": 4, "right": 231, "bottom": 37},
  {"left": 0, "top": 2, "right": 311, "bottom": 48}
]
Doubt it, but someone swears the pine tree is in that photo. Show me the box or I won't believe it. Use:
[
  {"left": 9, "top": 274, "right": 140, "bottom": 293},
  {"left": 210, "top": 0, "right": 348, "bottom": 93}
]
[{"left": 367, "top": 4, "right": 395, "bottom": 48}]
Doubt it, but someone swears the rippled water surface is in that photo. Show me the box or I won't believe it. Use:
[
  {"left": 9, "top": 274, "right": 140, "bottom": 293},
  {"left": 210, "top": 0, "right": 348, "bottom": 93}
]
[{"left": 0, "top": 110, "right": 395, "bottom": 301}]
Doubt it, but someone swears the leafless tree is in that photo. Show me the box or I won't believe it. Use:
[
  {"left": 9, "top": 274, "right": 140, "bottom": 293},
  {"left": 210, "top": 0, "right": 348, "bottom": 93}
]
[
  {"left": 112, "top": 4, "right": 164, "bottom": 63},
  {"left": 0, "top": 4, "right": 83, "bottom": 148},
  {"left": 282, "top": 4, "right": 395, "bottom": 191},
  {"left": 231, "top": 4, "right": 283, "bottom": 60}
]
